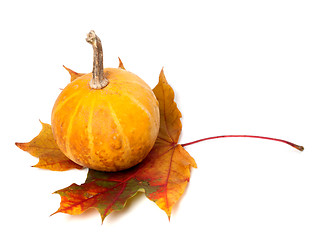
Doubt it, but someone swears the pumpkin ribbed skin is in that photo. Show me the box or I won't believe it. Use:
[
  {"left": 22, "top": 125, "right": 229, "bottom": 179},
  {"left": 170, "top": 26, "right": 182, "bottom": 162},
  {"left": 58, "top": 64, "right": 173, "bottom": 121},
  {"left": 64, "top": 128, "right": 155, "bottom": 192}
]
[{"left": 51, "top": 68, "right": 160, "bottom": 172}]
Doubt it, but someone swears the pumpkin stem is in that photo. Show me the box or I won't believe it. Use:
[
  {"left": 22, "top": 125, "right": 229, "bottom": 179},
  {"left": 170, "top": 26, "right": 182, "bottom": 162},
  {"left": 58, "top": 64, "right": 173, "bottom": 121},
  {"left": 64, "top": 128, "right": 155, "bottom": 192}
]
[{"left": 86, "top": 30, "right": 109, "bottom": 89}]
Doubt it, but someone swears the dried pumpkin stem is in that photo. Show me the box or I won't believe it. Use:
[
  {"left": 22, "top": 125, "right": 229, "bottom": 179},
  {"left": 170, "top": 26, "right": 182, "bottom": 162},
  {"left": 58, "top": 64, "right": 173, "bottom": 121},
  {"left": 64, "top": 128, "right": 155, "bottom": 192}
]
[{"left": 86, "top": 30, "right": 109, "bottom": 89}]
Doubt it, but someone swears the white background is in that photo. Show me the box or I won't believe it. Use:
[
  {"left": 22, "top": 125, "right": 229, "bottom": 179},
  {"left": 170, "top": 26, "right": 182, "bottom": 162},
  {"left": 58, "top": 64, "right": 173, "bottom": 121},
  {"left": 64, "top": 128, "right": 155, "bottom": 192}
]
[{"left": 1, "top": 0, "right": 318, "bottom": 239}]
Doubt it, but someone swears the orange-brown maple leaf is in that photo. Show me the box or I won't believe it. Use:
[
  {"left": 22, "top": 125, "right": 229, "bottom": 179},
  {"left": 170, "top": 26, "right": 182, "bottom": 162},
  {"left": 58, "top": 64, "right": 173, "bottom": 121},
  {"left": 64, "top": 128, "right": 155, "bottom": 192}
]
[
  {"left": 53, "top": 69, "right": 197, "bottom": 221},
  {"left": 118, "top": 57, "right": 126, "bottom": 70},
  {"left": 63, "top": 65, "right": 85, "bottom": 82},
  {"left": 15, "top": 121, "right": 83, "bottom": 171},
  {"left": 15, "top": 65, "right": 86, "bottom": 171}
]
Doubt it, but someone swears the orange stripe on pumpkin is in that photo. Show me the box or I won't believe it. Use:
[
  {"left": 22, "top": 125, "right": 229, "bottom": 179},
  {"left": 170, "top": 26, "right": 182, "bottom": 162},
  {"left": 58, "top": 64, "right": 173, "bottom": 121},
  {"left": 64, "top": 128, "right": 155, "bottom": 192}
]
[
  {"left": 65, "top": 96, "right": 86, "bottom": 161},
  {"left": 52, "top": 91, "right": 83, "bottom": 116},
  {"left": 107, "top": 102, "right": 131, "bottom": 158},
  {"left": 87, "top": 95, "right": 96, "bottom": 163}
]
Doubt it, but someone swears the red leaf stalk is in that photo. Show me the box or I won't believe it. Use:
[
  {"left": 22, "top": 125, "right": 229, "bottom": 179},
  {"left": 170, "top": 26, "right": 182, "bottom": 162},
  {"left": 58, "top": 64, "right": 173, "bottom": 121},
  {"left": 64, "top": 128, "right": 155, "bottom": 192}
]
[{"left": 181, "top": 135, "right": 304, "bottom": 151}]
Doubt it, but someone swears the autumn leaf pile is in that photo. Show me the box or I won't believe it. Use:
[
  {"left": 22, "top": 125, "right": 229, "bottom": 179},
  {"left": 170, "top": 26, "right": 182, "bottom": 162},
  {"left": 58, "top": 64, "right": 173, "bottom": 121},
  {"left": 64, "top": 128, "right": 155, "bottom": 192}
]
[{"left": 16, "top": 67, "right": 197, "bottom": 222}]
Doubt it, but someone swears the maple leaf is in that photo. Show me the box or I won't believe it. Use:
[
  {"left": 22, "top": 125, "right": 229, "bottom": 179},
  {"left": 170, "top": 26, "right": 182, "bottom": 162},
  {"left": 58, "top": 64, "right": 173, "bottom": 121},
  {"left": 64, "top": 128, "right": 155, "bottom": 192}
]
[
  {"left": 15, "top": 121, "right": 83, "bottom": 171},
  {"left": 118, "top": 57, "right": 126, "bottom": 70},
  {"left": 63, "top": 65, "right": 85, "bottom": 82},
  {"left": 15, "top": 65, "right": 87, "bottom": 171},
  {"left": 53, "top": 69, "right": 197, "bottom": 221}
]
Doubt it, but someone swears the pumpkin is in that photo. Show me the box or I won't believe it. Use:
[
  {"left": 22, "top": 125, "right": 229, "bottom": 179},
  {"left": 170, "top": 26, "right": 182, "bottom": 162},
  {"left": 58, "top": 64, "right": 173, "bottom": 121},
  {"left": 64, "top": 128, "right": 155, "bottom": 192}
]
[{"left": 51, "top": 31, "right": 160, "bottom": 172}]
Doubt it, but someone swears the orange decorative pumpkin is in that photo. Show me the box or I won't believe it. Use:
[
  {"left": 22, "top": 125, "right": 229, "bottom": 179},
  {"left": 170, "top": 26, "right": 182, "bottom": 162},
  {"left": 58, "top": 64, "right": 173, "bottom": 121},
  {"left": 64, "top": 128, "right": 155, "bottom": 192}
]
[{"left": 51, "top": 31, "right": 160, "bottom": 172}]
